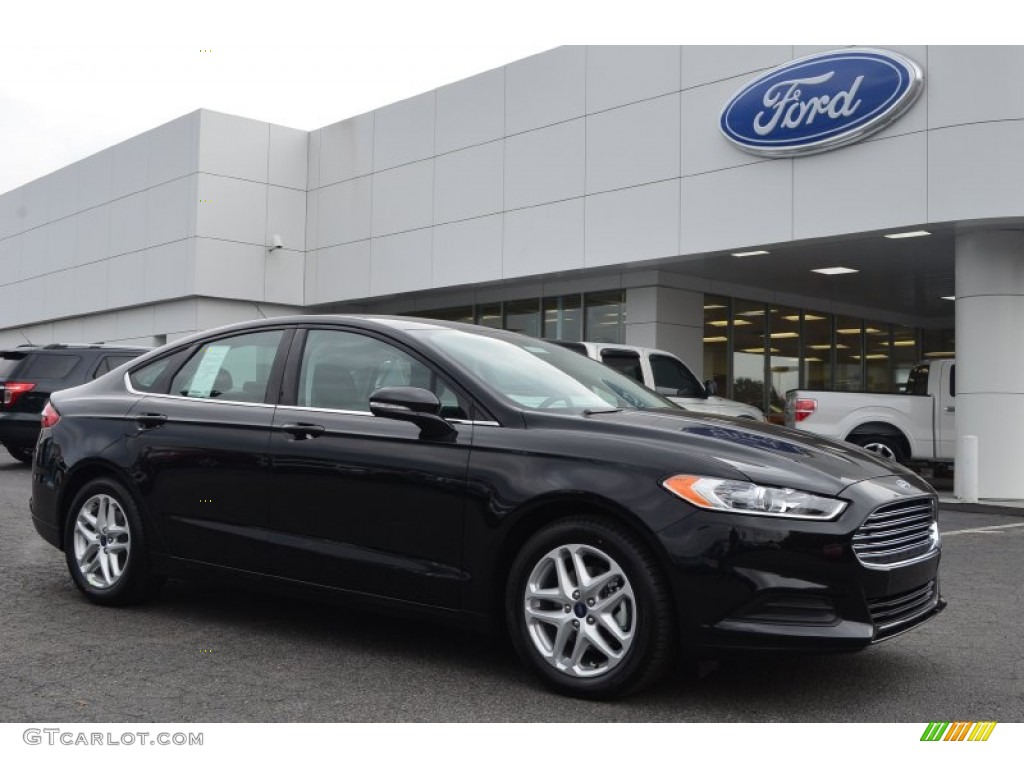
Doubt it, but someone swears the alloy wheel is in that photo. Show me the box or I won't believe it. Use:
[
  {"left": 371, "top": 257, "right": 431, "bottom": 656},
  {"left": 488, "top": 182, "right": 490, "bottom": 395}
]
[{"left": 73, "top": 494, "right": 131, "bottom": 589}]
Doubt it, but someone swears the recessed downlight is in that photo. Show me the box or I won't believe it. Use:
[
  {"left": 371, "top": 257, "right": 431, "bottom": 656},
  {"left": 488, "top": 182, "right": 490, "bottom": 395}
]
[
  {"left": 731, "top": 250, "right": 770, "bottom": 257},
  {"left": 813, "top": 267, "right": 859, "bottom": 276},
  {"left": 884, "top": 230, "right": 931, "bottom": 239}
]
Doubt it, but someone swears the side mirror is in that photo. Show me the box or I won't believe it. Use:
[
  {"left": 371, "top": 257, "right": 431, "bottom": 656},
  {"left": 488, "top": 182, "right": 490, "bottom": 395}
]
[
  {"left": 704, "top": 379, "right": 718, "bottom": 397},
  {"left": 369, "top": 387, "right": 456, "bottom": 439}
]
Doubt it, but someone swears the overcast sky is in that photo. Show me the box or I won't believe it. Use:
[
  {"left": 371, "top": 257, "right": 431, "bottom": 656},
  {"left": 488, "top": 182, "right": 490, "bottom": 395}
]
[{"left": 0, "top": 1, "right": 999, "bottom": 195}]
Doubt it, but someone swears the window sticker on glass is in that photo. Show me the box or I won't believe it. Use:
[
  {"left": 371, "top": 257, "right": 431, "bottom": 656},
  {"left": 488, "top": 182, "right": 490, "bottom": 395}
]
[{"left": 187, "top": 346, "right": 231, "bottom": 398}]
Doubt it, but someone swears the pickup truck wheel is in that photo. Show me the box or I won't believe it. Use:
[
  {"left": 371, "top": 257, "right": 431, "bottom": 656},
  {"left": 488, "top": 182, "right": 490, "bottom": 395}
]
[{"left": 849, "top": 435, "right": 907, "bottom": 464}]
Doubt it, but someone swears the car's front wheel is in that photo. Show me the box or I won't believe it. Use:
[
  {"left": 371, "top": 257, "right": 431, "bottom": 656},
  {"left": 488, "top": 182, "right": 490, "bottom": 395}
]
[
  {"left": 506, "top": 516, "right": 674, "bottom": 699},
  {"left": 63, "top": 478, "right": 164, "bottom": 605}
]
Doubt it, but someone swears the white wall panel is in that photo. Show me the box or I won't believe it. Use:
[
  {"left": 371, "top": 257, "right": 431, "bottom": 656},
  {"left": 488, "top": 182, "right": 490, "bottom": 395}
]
[
  {"left": 370, "top": 229, "right": 432, "bottom": 296},
  {"left": 195, "top": 174, "right": 266, "bottom": 245},
  {"left": 198, "top": 110, "right": 269, "bottom": 183},
  {"left": 146, "top": 176, "right": 192, "bottom": 248},
  {"left": 586, "top": 94, "right": 680, "bottom": 194},
  {"left": 266, "top": 186, "right": 306, "bottom": 252},
  {"left": 76, "top": 148, "right": 114, "bottom": 212},
  {"left": 929, "top": 46, "right": 1024, "bottom": 128},
  {"left": 681, "top": 74, "right": 765, "bottom": 177},
  {"left": 433, "top": 214, "right": 503, "bottom": 287},
  {"left": 111, "top": 133, "right": 150, "bottom": 199},
  {"left": 504, "top": 119, "right": 585, "bottom": 209},
  {"left": 0, "top": 187, "right": 22, "bottom": 239},
  {"left": 265, "top": 249, "right": 304, "bottom": 306},
  {"left": 307, "top": 128, "right": 322, "bottom": 190},
  {"left": 586, "top": 46, "right": 680, "bottom": 113},
  {"left": 794, "top": 132, "right": 927, "bottom": 240},
  {"left": 373, "top": 92, "right": 435, "bottom": 171},
  {"left": 21, "top": 177, "right": 49, "bottom": 231},
  {"left": 269, "top": 124, "right": 308, "bottom": 190},
  {"left": 107, "top": 251, "right": 146, "bottom": 308},
  {"left": 48, "top": 165, "right": 79, "bottom": 222},
  {"left": 320, "top": 113, "right": 374, "bottom": 186},
  {"left": 929, "top": 121, "right": 1024, "bottom": 222},
  {"left": 503, "top": 198, "right": 584, "bottom": 279},
  {"left": 681, "top": 159, "right": 793, "bottom": 254},
  {"left": 311, "top": 241, "right": 372, "bottom": 304},
  {"left": 436, "top": 67, "right": 505, "bottom": 154},
  {"left": 680, "top": 46, "right": 792, "bottom": 90},
  {"left": 0, "top": 233, "right": 23, "bottom": 284},
  {"left": 586, "top": 180, "right": 680, "bottom": 268},
  {"left": 434, "top": 141, "right": 503, "bottom": 225},
  {"left": 144, "top": 240, "right": 194, "bottom": 302},
  {"left": 506, "top": 46, "right": 585, "bottom": 135},
  {"left": 317, "top": 177, "right": 372, "bottom": 247},
  {"left": 148, "top": 113, "right": 198, "bottom": 187},
  {"left": 44, "top": 215, "right": 77, "bottom": 274},
  {"left": 74, "top": 205, "right": 111, "bottom": 266},
  {"left": 109, "top": 192, "right": 148, "bottom": 256},
  {"left": 371, "top": 160, "right": 433, "bottom": 237},
  {"left": 155, "top": 299, "right": 198, "bottom": 334},
  {"left": 194, "top": 239, "right": 265, "bottom": 300}
]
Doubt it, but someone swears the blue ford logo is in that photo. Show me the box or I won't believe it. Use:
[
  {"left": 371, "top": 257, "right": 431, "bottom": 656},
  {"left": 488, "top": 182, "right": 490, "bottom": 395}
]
[{"left": 720, "top": 48, "right": 923, "bottom": 158}]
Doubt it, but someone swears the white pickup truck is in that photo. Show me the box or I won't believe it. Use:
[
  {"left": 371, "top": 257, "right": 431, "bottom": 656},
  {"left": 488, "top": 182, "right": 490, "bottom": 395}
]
[
  {"left": 784, "top": 359, "right": 956, "bottom": 467},
  {"left": 553, "top": 341, "right": 765, "bottom": 421}
]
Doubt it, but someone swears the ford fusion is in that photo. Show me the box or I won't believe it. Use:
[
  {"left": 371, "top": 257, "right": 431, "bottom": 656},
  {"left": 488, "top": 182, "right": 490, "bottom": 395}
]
[{"left": 29, "top": 316, "right": 944, "bottom": 698}]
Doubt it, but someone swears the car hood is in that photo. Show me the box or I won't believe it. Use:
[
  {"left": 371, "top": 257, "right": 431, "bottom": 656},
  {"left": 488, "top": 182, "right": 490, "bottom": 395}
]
[{"left": 558, "top": 408, "right": 919, "bottom": 497}]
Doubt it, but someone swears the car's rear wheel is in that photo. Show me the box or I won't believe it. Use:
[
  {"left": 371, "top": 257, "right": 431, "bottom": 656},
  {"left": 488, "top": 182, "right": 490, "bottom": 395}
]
[
  {"left": 6, "top": 446, "right": 33, "bottom": 465},
  {"left": 63, "top": 478, "right": 164, "bottom": 605},
  {"left": 506, "top": 516, "right": 674, "bottom": 699}
]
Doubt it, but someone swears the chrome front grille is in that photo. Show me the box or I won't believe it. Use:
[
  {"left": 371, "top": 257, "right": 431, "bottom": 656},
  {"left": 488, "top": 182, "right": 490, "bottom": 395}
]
[
  {"left": 868, "top": 580, "right": 938, "bottom": 632},
  {"left": 852, "top": 497, "right": 938, "bottom": 567}
]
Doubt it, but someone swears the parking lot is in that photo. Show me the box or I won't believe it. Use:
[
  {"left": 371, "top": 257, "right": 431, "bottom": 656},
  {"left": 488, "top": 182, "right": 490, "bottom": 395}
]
[{"left": 1, "top": 456, "right": 1021, "bottom": 722}]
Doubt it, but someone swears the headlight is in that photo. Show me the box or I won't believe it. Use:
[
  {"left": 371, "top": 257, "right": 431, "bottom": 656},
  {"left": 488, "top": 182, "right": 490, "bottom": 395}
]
[{"left": 662, "top": 475, "right": 846, "bottom": 520}]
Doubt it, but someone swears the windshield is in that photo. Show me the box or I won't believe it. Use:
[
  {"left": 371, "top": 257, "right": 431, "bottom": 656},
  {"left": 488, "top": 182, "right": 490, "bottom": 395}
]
[{"left": 424, "top": 330, "right": 677, "bottom": 411}]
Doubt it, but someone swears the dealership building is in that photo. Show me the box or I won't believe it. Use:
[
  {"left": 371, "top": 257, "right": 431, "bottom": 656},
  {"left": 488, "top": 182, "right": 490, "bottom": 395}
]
[{"left": 1, "top": 45, "right": 1022, "bottom": 498}]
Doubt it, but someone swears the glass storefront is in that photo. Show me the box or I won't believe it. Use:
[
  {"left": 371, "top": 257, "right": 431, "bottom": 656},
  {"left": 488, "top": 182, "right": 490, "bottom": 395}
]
[
  {"left": 703, "top": 296, "right": 953, "bottom": 421},
  {"left": 411, "top": 290, "right": 625, "bottom": 344}
]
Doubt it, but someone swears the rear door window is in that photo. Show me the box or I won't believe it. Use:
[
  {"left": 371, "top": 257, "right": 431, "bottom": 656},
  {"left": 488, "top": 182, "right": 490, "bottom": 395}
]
[
  {"left": 0, "top": 352, "right": 26, "bottom": 378},
  {"left": 600, "top": 350, "right": 643, "bottom": 383},
  {"left": 650, "top": 354, "right": 705, "bottom": 398},
  {"left": 21, "top": 354, "right": 81, "bottom": 379},
  {"left": 170, "top": 331, "right": 285, "bottom": 403}
]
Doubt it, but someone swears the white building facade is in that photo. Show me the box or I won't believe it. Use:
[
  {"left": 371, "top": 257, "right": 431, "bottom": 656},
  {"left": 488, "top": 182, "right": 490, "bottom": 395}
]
[{"left": 1, "top": 45, "right": 1023, "bottom": 498}]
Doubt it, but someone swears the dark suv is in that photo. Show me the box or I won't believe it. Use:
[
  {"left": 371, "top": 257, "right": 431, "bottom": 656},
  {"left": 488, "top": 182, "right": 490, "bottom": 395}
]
[{"left": 0, "top": 344, "right": 148, "bottom": 464}]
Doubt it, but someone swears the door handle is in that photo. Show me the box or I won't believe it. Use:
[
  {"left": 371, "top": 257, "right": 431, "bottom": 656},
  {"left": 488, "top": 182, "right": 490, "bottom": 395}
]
[
  {"left": 281, "top": 423, "right": 326, "bottom": 439},
  {"left": 135, "top": 413, "right": 167, "bottom": 429}
]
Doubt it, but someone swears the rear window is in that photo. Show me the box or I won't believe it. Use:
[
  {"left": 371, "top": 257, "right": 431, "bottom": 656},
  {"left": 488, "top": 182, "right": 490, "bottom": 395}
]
[
  {"left": 21, "top": 354, "right": 81, "bottom": 379},
  {"left": 0, "top": 352, "right": 27, "bottom": 378},
  {"left": 650, "top": 354, "right": 705, "bottom": 398},
  {"left": 600, "top": 350, "right": 643, "bottom": 383},
  {"left": 92, "top": 355, "right": 141, "bottom": 379}
]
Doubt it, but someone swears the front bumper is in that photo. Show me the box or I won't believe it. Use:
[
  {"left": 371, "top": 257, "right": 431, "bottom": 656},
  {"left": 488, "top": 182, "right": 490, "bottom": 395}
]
[{"left": 657, "top": 474, "right": 944, "bottom": 653}]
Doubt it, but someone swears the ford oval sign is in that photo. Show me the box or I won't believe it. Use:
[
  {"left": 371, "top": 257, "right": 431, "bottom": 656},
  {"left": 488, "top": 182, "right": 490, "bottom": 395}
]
[{"left": 720, "top": 48, "right": 924, "bottom": 158}]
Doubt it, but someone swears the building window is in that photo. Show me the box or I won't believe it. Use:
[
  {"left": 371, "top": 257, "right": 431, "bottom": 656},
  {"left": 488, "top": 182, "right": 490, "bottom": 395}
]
[
  {"left": 835, "top": 316, "right": 864, "bottom": 392},
  {"left": 732, "top": 300, "right": 767, "bottom": 411},
  {"left": 703, "top": 296, "right": 729, "bottom": 396},
  {"left": 504, "top": 299, "right": 542, "bottom": 337},
  {"left": 542, "top": 295, "right": 582, "bottom": 341},
  {"left": 801, "top": 311, "right": 833, "bottom": 392},
  {"left": 475, "top": 303, "right": 502, "bottom": 329},
  {"left": 768, "top": 306, "right": 801, "bottom": 421},
  {"left": 584, "top": 291, "right": 626, "bottom": 343}
]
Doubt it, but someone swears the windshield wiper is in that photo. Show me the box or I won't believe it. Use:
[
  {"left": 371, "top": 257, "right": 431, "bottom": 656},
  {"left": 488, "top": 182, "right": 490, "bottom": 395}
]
[{"left": 582, "top": 407, "right": 622, "bottom": 415}]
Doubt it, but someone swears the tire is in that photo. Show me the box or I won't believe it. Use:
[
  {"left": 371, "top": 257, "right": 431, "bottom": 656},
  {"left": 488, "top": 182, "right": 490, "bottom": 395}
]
[
  {"left": 849, "top": 434, "right": 908, "bottom": 464},
  {"left": 6, "top": 446, "right": 33, "bottom": 465},
  {"left": 63, "top": 478, "right": 164, "bottom": 606},
  {"left": 506, "top": 516, "right": 674, "bottom": 700}
]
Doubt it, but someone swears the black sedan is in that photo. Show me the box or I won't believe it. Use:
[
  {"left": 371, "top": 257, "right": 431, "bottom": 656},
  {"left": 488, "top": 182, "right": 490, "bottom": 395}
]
[{"left": 29, "top": 316, "right": 944, "bottom": 698}]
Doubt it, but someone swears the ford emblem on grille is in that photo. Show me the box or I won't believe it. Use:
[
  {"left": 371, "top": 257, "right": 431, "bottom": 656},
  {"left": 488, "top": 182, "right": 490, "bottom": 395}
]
[{"left": 720, "top": 49, "right": 924, "bottom": 158}]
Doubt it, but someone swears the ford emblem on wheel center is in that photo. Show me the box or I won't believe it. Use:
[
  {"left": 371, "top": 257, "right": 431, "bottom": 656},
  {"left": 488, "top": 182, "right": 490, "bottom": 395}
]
[{"left": 720, "top": 48, "right": 924, "bottom": 158}]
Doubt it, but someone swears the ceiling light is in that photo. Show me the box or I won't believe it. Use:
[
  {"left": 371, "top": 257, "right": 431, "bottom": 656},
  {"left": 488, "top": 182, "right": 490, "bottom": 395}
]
[
  {"left": 836, "top": 328, "right": 862, "bottom": 335},
  {"left": 708, "top": 319, "right": 751, "bottom": 327},
  {"left": 732, "top": 250, "right": 770, "bottom": 257},
  {"left": 884, "top": 230, "right": 931, "bottom": 239},
  {"left": 741, "top": 347, "right": 780, "bottom": 354},
  {"left": 703, "top": 336, "right": 728, "bottom": 343},
  {"left": 923, "top": 351, "right": 955, "bottom": 358},
  {"left": 892, "top": 340, "right": 917, "bottom": 347},
  {"left": 941, "top": 296, "right": 955, "bottom": 301},
  {"left": 813, "top": 267, "right": 859, "bottom": 276},
  {"left": 769, "top": 332, "right": 800, "bottom": 339},
  {"left": 703, "top": 304, "right": 726, "bottom": 310}
]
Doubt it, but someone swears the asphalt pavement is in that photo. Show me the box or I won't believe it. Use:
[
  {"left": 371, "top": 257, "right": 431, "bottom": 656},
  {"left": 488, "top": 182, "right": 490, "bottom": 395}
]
[{"left": 1, "top": 456, "right": 1021, "bottom": 722}]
